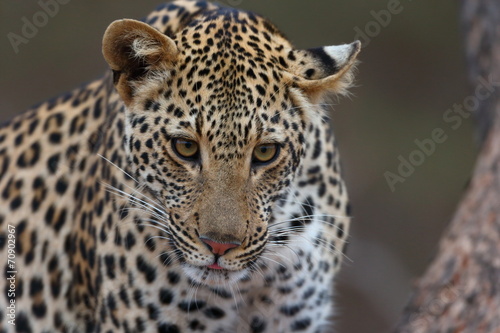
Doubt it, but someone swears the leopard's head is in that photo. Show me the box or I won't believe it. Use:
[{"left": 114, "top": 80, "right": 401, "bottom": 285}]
[{"left": 102, "top": 15, "right": 359, "bottom": 286}]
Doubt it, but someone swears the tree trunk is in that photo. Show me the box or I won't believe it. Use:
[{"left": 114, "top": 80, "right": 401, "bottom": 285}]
[{"left": 395, "top": 1, "right": 500, "bottom": 332}]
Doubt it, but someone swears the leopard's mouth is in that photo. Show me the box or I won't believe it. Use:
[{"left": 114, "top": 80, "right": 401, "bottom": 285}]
[
  {"left": 206, "top": 262, "right": 224, "bottom": 270},
  {"left": 170, "top": 237, "right": 256, "bottom": 285},
  {"left": 182, "top": 262, "right": 250, "bottom": 286}
]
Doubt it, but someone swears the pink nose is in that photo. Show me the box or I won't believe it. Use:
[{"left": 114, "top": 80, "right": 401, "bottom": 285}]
[{"left": 200, "top": 237, "right": 240, "bottom": 255}]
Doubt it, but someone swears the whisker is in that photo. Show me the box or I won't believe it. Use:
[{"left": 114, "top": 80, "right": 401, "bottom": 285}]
[
  {"left": 119, "top": 207, "right": 166, "bottom": 223},
  {"left": 135, "top": 223, "right": 171, "bottom": 236},
  {"left": 98, "top": 153, "right": 139, "bottom": 184},
  {"left": 104, "top": 183, "right": 167, "bottom": 217},
  {"left": 258, "top": 255, "right": 286, "bottom": 268}
]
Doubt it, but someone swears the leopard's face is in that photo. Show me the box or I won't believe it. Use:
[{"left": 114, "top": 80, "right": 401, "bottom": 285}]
[
  {"left": 124, "top": 52, "right": 307, "bottom": 286},
  {"left": 103, "top": 14, "right": 359, "bottom": 286}
]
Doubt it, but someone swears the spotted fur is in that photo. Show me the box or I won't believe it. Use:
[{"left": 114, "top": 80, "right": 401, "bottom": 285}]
[{"left": 0, "top": 1, "right": 359, "bottom": 332}]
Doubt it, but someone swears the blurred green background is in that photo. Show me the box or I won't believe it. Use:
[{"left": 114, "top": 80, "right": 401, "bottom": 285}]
[{"left": 0, "top": 1, "right": 476, "bottom": 332}]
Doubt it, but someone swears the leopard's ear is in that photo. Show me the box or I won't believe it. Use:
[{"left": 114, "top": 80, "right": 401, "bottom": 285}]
[
  {"left": 102, "top": 19, "right": 179, "bottom": 104},
  {"left": 286, "top": 41, "right": 361, "bottom": 102}
]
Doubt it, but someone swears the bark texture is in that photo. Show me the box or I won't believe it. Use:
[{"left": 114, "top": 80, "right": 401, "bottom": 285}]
[{"left": 395, "top": 1, "right": 500, "bottom": 332}]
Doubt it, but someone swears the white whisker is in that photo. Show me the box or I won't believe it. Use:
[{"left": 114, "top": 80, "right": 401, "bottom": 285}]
[{"left": 98, "top": 153, "right": 139, "bottom": 184}]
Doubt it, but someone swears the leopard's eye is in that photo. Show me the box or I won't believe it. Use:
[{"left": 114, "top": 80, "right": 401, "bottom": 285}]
[
  {"left": 173, "top": 138, "right": 199, "bottom": 160},
  {"left": 252, "top": 143, "right": 279, "bottom": 164}
]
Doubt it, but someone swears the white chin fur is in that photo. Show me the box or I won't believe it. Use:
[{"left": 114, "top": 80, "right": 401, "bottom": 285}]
[{"left": 182, "top": 264, "right": 249, "bottom": 286}]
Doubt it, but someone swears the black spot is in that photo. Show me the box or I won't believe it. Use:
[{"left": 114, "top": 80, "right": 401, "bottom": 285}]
[
  {"left": 159, "top": 288, "right": 174, "bottom": 305},
  {"left": 307, "top": 166, "right": 321, "bottom": 174},
  {"left": 159, "top": 252, "right": 172, "bottom": 267},
  {"left": 255, "top": 85, "right": 266, "bottom": 96},
  {"left": 305, "top": 68, "right": 315, "bottom": 78},
  {"left": 167, "top": 271, "right": 180, "bottom": 284},
  {"left": 49, "top": 132, "right": 62, "bottom": 144},
  {"left": 119, "top": 255, "right": 126, "bottom": 273},
  {"left": 134, "top": 289, "right": 144, "bottom": 307},
  {"left": 280, "top": 303, "right": 304, "bottom": 316},
  {"left": 173, "top": 108, "right": 184, "bottom": 118},
  {"left": 93, "top": 98, "right": 103, "bottom": 118},
  {"left": 270, "top": 113, "right": 280, "bottom": 124},
  {"left": 124, "top": 231, "right": 136, "bottom": 250},
  {"left": 16, "top": 312, "right": 33, "bottom": 333},
  {"left": 337, "top": 223, "right": 345, "bottom": 239},
  {"left": 278, "top": 56, "right": 288, "bottom": 68},
  {"left": 50, "top": 275, "right": 61, "bottom": 298},
  {"left": 203, "top": 307, "right": 225, "bottom": 319},
  {"left": 144, "top": 99, "right": 154, "bottom": 110},
  {"left": 28, "top": 119, "right": 39, "bottom": 134},
  {"left": 104, "top": 255, "right": 116, "bottom": 279},
  {"left": 88, "top": 247, "right": 96, "bottom": 270},
  {"left": 54, "top": 311, "right": 63, "bottom": 328},
  {"left": 199, "top": 68, "right": 210, "bottom": 76},
  {"left": 291, "top": 318, "right": 312, "bottom": 331},
  {"left": 47, "top": 154, "right": 60, "bottom": 174},
  {"left": 312, "top": 139, "right": 322, "bottom": 160},
  {"left": 14, "top": 133, "right": 24, "bottom": 146},
  {"left": 157, "top": 323, "right": 180, "bottom": 333},
  {"left": 148, "top": 303, "right": 159, "bottom": 320},
  {"left": 0, "top": 155, "right": 9, "bottom": 182},
  {"left": 346, "top": 203, "right": 352, "bottom": 216},
  {"left": 148, "top": 16, "right": 158, "bottom": 25},
  {"left": 73, "top": 181, "right": 82, "bottom": 201},
  {"left": 178, "top": 300, "right": 206, "bottom": 312},
  {"left": 107, "top": 293, "right": 118, "bottom": 315},
  {"left": 303, "top": 287, "right": 315, "bottom": 299},
  {"left": 29, "top": 277, "right": 43, "bottom": 296},
  {"left": 17, "top": 278, "right": 24, "bottom": 298},
  {"left": 136, "top": 256, "right": 156, "bottom": 283},
  {"left": 278, "top": 286, "right": 292, "bottom": 294},
  {"left": 247, "top": 68, "right": 257, "bottom": 79},
  {"left": 32, "top": 176, "right": 44, "bottom": 189},
  {"left": 188, "top": 319, "right": 205, "bottom": 330},
  {"left": 135, "top": 317, "right": 146, "bottom": 332},
  {"left": 114, "top": 227, "right": 122, "bottom": 246},
  {"left": 318, "top": 182, "right": 326, "bottom": 197},
  {"left": 140, "top": 123, "right": 149, "bottom": 133},
  {"left": 259, "top": 72, "right": 270, "bottom": 84},
  {"left": 193, "top": 81, "right": 203, "bottom": 92},
  {"left": 250, "top": 317, "right": 266, "bottom": 333},
  {"left": 10, "top": 196, "right": 22, "bottom": 210},
  {"left": 32, "top": 302, "right": 47, "bottom": 318},
  {"left": 55, "top": 177, "right": 68, "bottom": 195},
  {"left": 134, "top": 139, "right": 141, "bottom": 151}
]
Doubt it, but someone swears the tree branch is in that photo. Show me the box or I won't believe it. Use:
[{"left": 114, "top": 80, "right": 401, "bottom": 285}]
[{"left": 395, "top": 1, "right": 500, "bottom": 332}]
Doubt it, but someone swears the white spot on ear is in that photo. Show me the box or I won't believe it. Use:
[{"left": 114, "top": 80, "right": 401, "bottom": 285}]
[{"left": 324, "top": 41, "right": 361, "bottom": 68}]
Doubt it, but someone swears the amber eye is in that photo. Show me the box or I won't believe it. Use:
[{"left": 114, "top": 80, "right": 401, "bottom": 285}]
[
  {"left": 172, "top": 138, "right": 199, "bottom": 159},
  {"left": 252, "top": 143, "right": 279, "bottom": 164}
]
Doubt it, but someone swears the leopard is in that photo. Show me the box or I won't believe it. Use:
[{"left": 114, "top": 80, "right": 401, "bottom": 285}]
[{"left": 0, "top": 1, "right": 360, "bottom": 332}]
